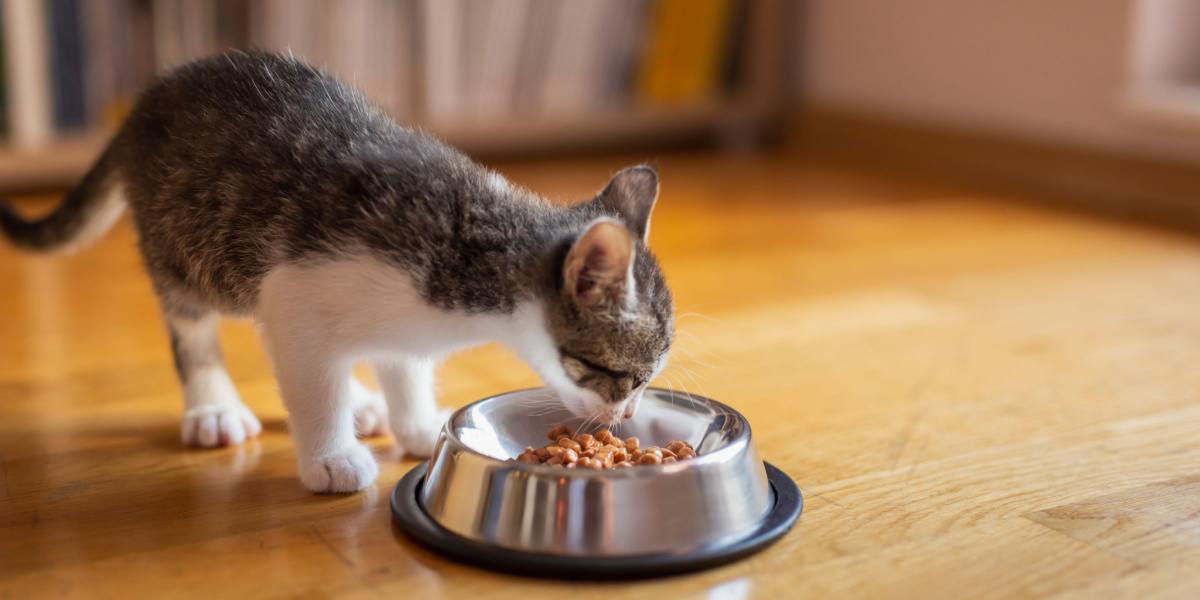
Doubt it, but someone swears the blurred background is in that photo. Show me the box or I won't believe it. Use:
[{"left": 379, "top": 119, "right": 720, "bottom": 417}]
[
  {"left": 1, "top": 0, "right": 1199, "bottom": 224},
  {"left": 0, "top": 0, "right": 786, "bottom": 188}
]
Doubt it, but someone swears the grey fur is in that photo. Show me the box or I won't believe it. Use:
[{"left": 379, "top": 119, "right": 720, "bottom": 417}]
[
  {"left": 0, "top": 51, "right": 674, "bottom": 403},
  {"left": 0, "top": 147, "right": 119, "bottom": 251}
]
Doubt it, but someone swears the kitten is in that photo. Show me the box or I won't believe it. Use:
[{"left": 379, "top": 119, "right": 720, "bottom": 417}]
[{"left": 0, "top": 52, "right": 674, "bottom": 493}]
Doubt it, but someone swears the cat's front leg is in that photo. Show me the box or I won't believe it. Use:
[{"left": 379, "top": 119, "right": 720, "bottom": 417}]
[
  {"left": 375, "top": 358, "right": 451, "bottom": 457},
  {"left": 260, "top": 321, "right": 378, "bottom": 493}
]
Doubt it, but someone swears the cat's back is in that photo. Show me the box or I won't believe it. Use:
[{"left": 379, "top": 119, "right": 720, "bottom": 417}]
[
  {"left": 120, "top": 51, "right": 396, "bottom": 169},
  {"left": 114, "top": 52, "right": 421, "bottom": 314}
]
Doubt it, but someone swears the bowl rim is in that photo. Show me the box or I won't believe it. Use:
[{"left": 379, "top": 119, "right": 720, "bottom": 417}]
[{"left": 440, "top": 386, "right": 755, "bottom": 477}]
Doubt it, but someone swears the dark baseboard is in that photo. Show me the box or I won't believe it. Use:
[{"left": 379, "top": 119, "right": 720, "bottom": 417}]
[{"left": 792, "top": 107, "right": 1200, "bottom": 230}]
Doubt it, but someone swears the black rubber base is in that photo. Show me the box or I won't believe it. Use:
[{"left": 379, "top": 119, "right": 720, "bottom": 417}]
[{"left": 390, "top": 461, "right": 803, "bottom": 580}]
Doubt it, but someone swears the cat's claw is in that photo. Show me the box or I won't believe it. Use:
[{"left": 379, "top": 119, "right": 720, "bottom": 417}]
[
  {"left": 352, "top": 395, "right": 389, "bottom": 438},
  {"left": 392, "top": 408, "right": 453, "bottom": 458},
  {"left": 298, "top": 443, "right": 379, "bottom": 493},
  {"left": 182, "top": 403, "right": 262, "bottom": 447}
]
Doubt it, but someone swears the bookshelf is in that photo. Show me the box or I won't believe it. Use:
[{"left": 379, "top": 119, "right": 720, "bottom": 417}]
[{"left": 0, "top": 0, "right": 786, "bottom": 192}]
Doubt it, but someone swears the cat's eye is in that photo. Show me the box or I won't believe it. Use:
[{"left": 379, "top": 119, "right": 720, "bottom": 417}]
[{"left": 559, "top": 348, "right": 630, "bottom": 381}]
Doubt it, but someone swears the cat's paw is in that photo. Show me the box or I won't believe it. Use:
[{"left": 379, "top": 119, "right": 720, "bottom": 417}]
[
  {"left": 352, "top": 394, "right": 389, "bottom": 438},
  {"left": 392, "top": 408, "right": 453, "bottom": 458},
  {"left": 298, "top": 444, "right": 379, "bottom": 493},
  {"left": 181, "top": 403, "right": 262, "bottom": 447}
]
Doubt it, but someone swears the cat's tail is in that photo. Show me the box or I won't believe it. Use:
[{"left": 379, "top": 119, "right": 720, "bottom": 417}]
[{"left": 0, "top": 147, "right": 125, "bottom": 253}]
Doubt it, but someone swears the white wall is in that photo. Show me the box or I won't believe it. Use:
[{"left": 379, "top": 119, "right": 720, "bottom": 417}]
[{"left": 797, "top": 0, "right": 1200, "bottom": 162}]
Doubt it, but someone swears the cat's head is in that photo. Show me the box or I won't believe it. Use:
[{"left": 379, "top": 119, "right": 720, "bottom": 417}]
[{"left": 539, "top": 166, "right": 674, "bottom": 424}]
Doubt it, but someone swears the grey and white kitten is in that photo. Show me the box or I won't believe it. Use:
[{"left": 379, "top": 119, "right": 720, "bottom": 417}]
[{"left": 0, "top": 52, "right": 674, "bottom": 493}]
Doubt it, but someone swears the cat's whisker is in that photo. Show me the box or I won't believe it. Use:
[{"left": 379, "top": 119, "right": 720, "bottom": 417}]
[
  {"left": 671, "top": 346, "right": 715, "bottom": 372},
  {"left": 677, "top": 311, "right": 722, "bottom": 324},
  {"left": 676, "top": 327, "right": 714, "bottom": 347},
  {"left": 674, "top": 332, "right": 717, "bottom": 362},
  {"left": 673, "top": 364, "right": 713, "bottom": 401},
  {"left": 661, "top": 373, "right": 688, "bottom": 410},
  {"left": 515, "top": 395, "right": 558, "bottom": 405}
]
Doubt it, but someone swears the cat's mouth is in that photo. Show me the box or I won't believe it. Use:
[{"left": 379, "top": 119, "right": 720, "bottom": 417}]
[{"left": 552, "top": 387, "right": 628, "bottom": 425}]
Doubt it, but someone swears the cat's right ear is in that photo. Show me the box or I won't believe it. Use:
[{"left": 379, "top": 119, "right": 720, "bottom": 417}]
[
  {"left": 591, "top": 165, "right": 659, "bottom": 242},
  {"left": 563, "top": 218, "right": 636, "bottom": 310}
]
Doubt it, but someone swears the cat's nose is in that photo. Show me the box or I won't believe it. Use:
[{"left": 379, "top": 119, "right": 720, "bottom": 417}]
[
  {"left": 621, "top": 389, "right": 645, "bottom": 419},
  {"left": 621, "top": 399, "right": 640, "bottom": 419}
]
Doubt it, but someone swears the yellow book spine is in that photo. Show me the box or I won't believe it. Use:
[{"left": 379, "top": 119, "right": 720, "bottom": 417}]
[
  {"left": 637, "top": 0, "right": 686, "bottom": 104},
  {"left": 670, "top": 0, "right": 732, "bottom": 103}
]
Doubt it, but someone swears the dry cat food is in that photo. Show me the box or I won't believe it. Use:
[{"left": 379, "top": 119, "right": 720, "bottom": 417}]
[{"left": 512, "top": 425, "right": 697, "bottom": 469}]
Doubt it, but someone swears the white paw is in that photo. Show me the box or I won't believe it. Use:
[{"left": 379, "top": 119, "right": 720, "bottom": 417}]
[
  {"left": 392, "top": 408, "right": 453, "bottom": 458},
  {"left": 298, "top": 443, "right": 379, "bottom": 493},
  {"left": 181, "top": 403, "right": 262, "bottom": 447},
  {"left": 352, "top": 394, "right": 390, "bottom": 438}
]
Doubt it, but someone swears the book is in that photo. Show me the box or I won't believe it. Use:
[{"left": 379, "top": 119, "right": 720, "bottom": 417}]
[
  {"left": 83, "top": 0, "right": 138, "bottom": 129},
  {"left": 151, "top": 0, "right": 182, "bottom": 70},
  {"left": 386, "top": 0, "right": 418, "bottom": 122},
  {"left": 512, "top": 0, "right": 557, "bottom": 118},
  {"left": 47, "top": 0, "right": 86, "bottom": 131},
  {"left": 419, "top": 0, "right": 463, "bottom": 124},
  {"left": 214, "top": 0, "right": 249, "bottom": 51},
  {"left": 465, "top": 0, "right": 528, "bottom": 120},
  {"left": 671, "top": 0, "right": 733, "bottom": 102},
  {"left": 718, "top": 0, "right": 748, "bottom": 94},
  {"left": 0, "top": 6, "right": 6, "bottom": 135},
  {"left": 326, "top": 0, "right": 372, "bottom": 90},
  {"left": 541, "top": 0, "right": 609, "bottom": 116},
  {"left": 179, "top": 0, "right": 216, "bottom": 62},
  {"left": 129, "top": 0, "right": 157, "bottom": 89},
  {"left": 638, "top": 0, "right": 734, "bottom": 105},
  {"left": 594, "top": 0, "right": 650, "bottom": 111},
  {"left": 3, "top": 0, "right": 54, "bottom": 147}
]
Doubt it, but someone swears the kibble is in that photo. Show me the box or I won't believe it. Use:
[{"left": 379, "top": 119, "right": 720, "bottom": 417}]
[
  {"left": 638, "top": 453, "right": 662, "bottom": 465},
  {"left": 547, "top": 424, "right": 571, "bottom": 441},
  {"left": 557, "top": 437, "right": 582, "bottom": 453},
  {"left": 512, "top": 425, "right": 697, "bottom": 470}
]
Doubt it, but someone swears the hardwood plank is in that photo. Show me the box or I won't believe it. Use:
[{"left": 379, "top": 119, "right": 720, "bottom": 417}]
[
  {"left": 1046, "top": 564, "right": 1200, "bottom": 600},
  {"left": 1028, "top": 475, "right": 1200, "bottom": 568}
]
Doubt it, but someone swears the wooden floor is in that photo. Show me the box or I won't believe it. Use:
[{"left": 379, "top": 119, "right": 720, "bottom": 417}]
[{"left": 3, "top": 150, "right": 1200, "bottom": 598}]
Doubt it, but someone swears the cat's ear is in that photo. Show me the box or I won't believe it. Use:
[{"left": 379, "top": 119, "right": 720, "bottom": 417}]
[
  {"left": 592, "top": 165, "right": 659, "bottom": 242},
  {"left": 563, "top": 218, "right": 636, "bottom": 308}
]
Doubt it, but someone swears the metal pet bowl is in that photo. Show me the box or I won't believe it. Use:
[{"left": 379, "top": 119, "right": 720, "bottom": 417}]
[{"left": 391, "top": 388, "right": 802, "bottom": 579}]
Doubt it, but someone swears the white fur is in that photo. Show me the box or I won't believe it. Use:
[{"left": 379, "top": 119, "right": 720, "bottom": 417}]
[
  {"left": 255, "top": 254, "right": 594, "bottom": 493},
  {"left": 346, "top": 376, "right": 389, "bottom": 437},
  {"left": 484, "top": 170, "right": 511, "bottom": 195},
  {"left": 173, "top": 312, "right": 263, "bottom": 447}
]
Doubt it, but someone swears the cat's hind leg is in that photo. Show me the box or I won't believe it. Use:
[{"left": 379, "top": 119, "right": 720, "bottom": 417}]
[
  {"left": 167, "top": 308, "right": 262, "bottom": 447},
  {"left": 375, "top": 358, "right": 451, "bottom": 458},
  {"left": 346, "top": 372, "right": 389, "bottom": 438}
]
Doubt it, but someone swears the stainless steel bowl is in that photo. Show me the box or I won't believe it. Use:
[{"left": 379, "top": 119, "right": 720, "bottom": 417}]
[{"left": 410, "top": 388, "right": 787, "bottom": 559}]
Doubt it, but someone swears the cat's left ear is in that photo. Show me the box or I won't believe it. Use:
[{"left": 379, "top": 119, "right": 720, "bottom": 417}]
[
  {"left": 592, "top": 165, "right": 659, "bottom": 242},
  {"left": 563, "top": 218, "right": 636, "bottom": 309}
]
